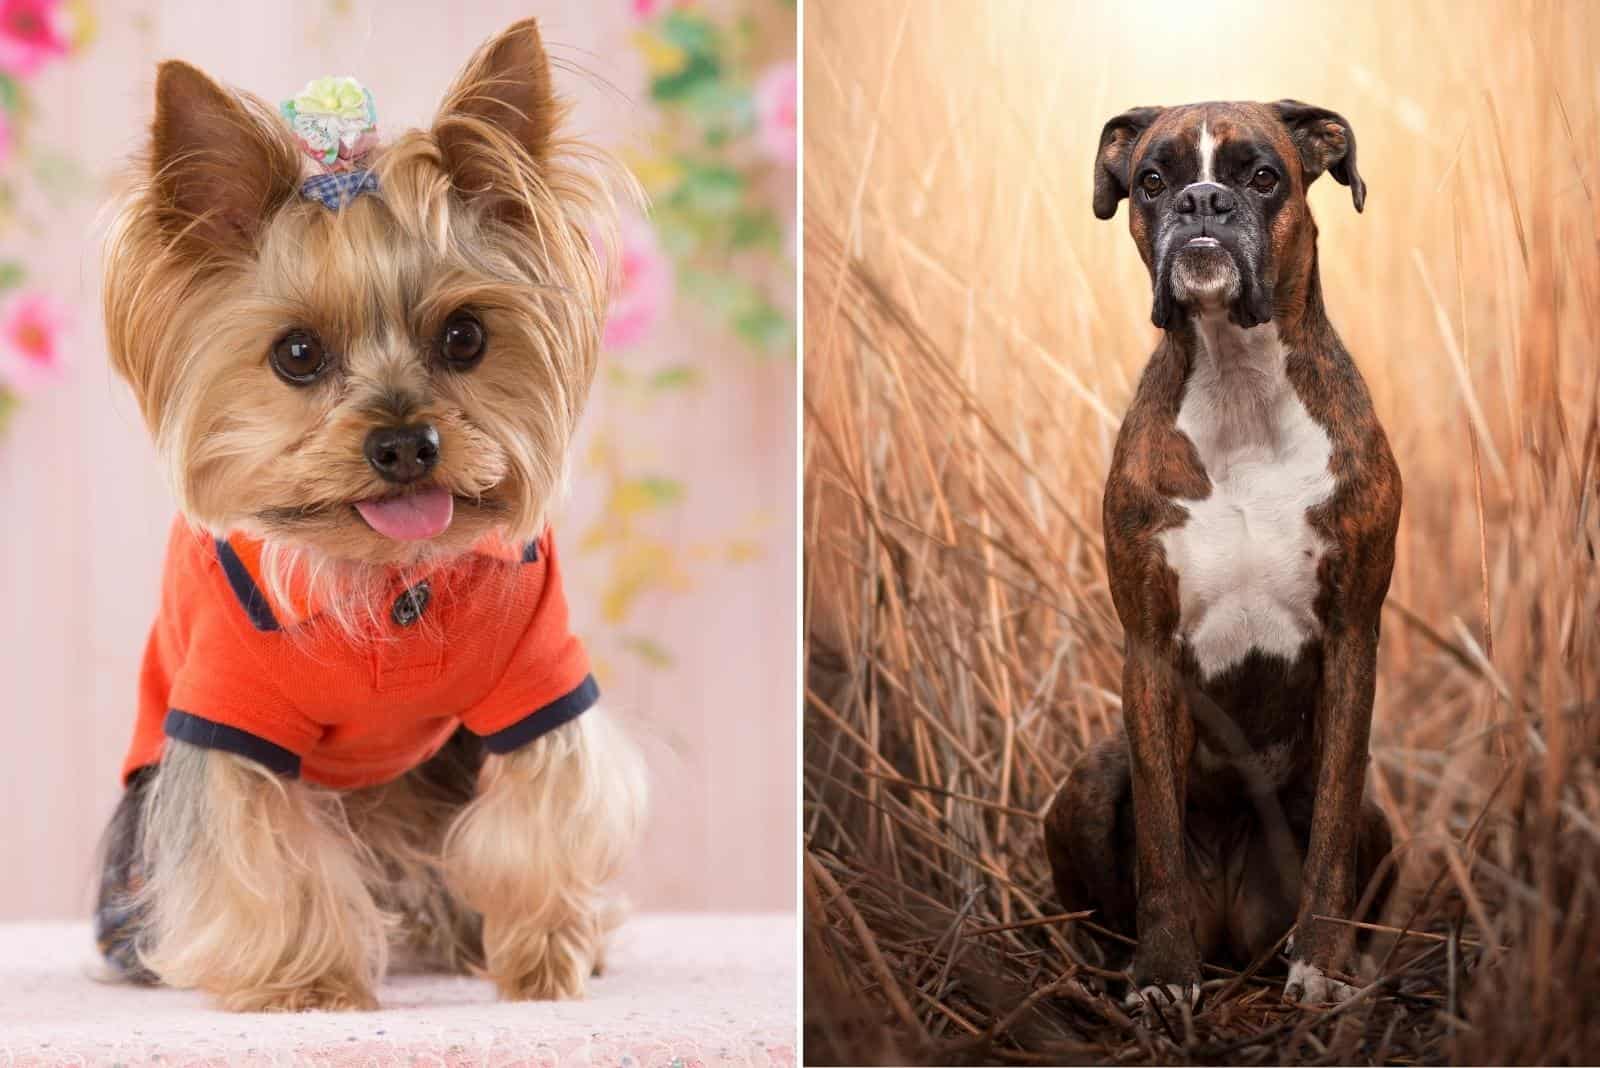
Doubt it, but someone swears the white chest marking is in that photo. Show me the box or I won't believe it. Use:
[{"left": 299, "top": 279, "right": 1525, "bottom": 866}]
[
  {"left": 1157, "top": 313, "right": 1335, "bottom": 679},
  {"left": 1198, "top": 119, "right": 1216, "bottom": 183}
]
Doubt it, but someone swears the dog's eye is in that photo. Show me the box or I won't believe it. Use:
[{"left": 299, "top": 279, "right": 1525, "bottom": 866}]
[
  {"left": 439, "top": 312, "right": 486, "bottom": 369},
  {"left": 1250, "top": 167, "right": 1279, "bottom": 194},
  {"left": 270, "top": 330, "right": 328, "bottom": 385},
  {"left": 1140, "top": 171, "right": 1165, "bottom": 198}
]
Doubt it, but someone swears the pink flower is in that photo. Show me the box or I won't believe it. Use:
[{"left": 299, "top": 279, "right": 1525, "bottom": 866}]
[
  {"left": 631, "top": 0, "right": 672, "bottom": 20},
  {"left": 604, "top": 213, "right": 673, "bottom": 351},
  {"left": 0, "top": 291, "right": 68, "bottom": 393},
  {"left": 0, "top": 0, "right": 69, "bottom": 79},
  {"left": 752, "top": 61, "right": 796, "bottom": 167}
]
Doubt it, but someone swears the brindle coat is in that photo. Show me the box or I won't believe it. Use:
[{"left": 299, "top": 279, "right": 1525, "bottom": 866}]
[{"left": 1046, "top": 101, "right": 1400, "bottom": 1004}]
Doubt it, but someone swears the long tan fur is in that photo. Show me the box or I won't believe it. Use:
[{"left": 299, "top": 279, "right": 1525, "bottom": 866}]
[
  {"left": 444, "top": 707, "right": 648, "bottom": 999},
  {"left": 136, "top": 742, "right": 390, "bottom": 1012},
  {"left": 104, "top": 18, "right": 647, "bottom": 1013},
  {"left": 103, "top": 19, "right": 633, "bottom": 621},
  {"left": 343, "top": 741, "right": 485, "bottom": 975}
]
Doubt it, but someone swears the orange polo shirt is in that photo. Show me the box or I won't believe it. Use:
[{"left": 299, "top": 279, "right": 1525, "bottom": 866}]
[{"left": 121, "top": 517, "right": 598, "bottom": 789}]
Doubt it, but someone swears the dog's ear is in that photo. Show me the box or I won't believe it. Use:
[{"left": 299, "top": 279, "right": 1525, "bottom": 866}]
[
  {"left": 149, "top": 61, "right": 300, "bottom": 255},
  {"left": 1093, "top": 106, "right": 1164, "bottom": 220},
  {"left": 1271, "top": 100, "right": 1366, "bottom": 212},
  {"left": 433, "top": 17, "right": 562, "bottom": 213}
]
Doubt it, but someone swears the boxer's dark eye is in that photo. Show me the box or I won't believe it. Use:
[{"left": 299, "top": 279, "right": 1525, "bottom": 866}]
[
  {"left": 1140, "top": 171, "right": 1165, "bottom": 198},
  {"left": 1250, "top": 167, "right": 1279, "bottom": 194}
]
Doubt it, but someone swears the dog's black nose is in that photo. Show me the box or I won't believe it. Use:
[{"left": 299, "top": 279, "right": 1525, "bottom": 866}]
[
  {"left": 1175, "top": 182, "right": 1235, "bottom": 217},
  {"left": 364, "top": 424, "right": 441, "bottom": 484}
]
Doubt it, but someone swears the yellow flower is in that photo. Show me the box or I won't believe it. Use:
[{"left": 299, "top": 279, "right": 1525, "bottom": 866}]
[
  {"left": 293, "top": 76, "right": 369, "bottom": 120},
  {"left": 64, "top": 0, "right": 97, "bottom": 48},
  {"left": 632, "top": 31, "right": 687, "bottom": 79},
  {"left": 627, "top": 153, "right": 684, "bottom": 195}
]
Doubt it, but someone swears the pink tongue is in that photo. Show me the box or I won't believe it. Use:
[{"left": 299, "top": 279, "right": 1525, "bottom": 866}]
[{"left": 354, "top": 488, "right": 454, "bottom": 541}]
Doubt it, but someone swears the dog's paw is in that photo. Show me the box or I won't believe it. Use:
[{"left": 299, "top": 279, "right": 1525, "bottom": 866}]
[
  {"left": 490, "top": 938, "right": 593, "bottom": 1001},
  {"left": 1123, "top": 981, "right": 1201, "bottom": 1014},
  {"left": 224, "top": 981, "right": 377, "bottom": 1013},
  {"left": 495, "top": 962, "right": 589, "bottom": 1002},
  {"left": 1283, "top": 959, "right": 1355, "bottom": 1006}
]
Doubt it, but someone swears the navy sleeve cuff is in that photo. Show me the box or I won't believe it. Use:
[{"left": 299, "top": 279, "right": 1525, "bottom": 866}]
[
  {"left": 477, "top": 675, "right": 600, "bottom": 755},
  {"left": 164, "top": 709, "right": 302, "bottom": 777}
]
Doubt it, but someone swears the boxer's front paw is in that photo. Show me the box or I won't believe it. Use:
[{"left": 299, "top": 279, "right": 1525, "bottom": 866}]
[
  {"left": 1123, "top": 981, "right": 1201, "bottom": 1014},
  {"left": 1129, "top": 925, "right": 1201, "bottom": 1017},
  {"left": 1283, "top": 958, "right": 1355, "bottom": 1006}
]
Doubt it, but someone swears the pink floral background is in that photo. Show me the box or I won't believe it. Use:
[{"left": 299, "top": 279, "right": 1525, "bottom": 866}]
[{"left": 0, "top": 0, "right": 795, "bottom": 919}]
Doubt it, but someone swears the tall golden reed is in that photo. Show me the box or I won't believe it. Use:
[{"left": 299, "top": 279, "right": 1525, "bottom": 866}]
[{"left": 803, "top": 1, "right": 1600, "bottom": 1062}]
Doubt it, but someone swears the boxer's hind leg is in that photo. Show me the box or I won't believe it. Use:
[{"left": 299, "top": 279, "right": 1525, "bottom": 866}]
[
  {"left": 1351, "top": 797, "right": 1398, "bottom": 967},
  {"left": 1234, "top": 793, "right": 1395, "bottom": 979},
  {"left": 1044, "top": 736, "right": 1138, "bottom": 945},
  {"left": 1355, "top": 797, "right": 1397, "bottom": 924},
  {"left": 1229, "top": 802, "right": 1304, "bottom": 966},
  {"left": 1048, "top": 736, "right": 1238, "bottom": 1010}
]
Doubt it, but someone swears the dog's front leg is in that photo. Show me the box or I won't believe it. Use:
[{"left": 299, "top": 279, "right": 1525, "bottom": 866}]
[
  {"left": 1285, "top": 622, "right": 1378, "bottom": 1005},
  {"left": 137, "top": 742, "right": 386, "bottom": 1012},
  {"left": 1122, "top": 636, "right": 1200, "bottom": 1006},
  {"left": 445, "top": 708, "right": 647, "bottom": 1000}
]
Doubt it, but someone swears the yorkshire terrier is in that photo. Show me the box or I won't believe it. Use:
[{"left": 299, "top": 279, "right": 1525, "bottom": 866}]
[{"left": 93, "top": 19, "right": 648, "bottom": 1012}]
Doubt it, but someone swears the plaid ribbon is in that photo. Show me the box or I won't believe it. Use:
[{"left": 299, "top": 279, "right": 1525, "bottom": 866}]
[{"left": 300, "top": 169, "right": 379, "bottom": 210}]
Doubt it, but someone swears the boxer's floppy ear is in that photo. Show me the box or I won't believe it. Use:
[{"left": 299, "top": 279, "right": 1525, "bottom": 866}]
[
  {"left": 1271, "top": 100, "right": 1366, "bottom": 212},
  {"left": 1093, "top": 106, "right": 1164, "bottom": 220}
]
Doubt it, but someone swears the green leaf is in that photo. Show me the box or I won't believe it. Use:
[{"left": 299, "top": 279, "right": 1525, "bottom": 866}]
[
  {"left": 658, "top": 10, "right": 718, "bottom": 54},
  {"left": 651, "top": 208, "right": 701, "bottom": 258},
  {"left": 636, "top": 476, "right": 685, "bottom": 504},
  {"left": 0, "top": 75, "right": 19, "bottom": 114},
  {"left": 681, "top": 81, "right": 749, "bottom": 138},
  {"left": 674, "top": 163, "right": 745, "bottom": 216},
  {"left": 0, "top": 388, "right": 15, "bottom": 436},
  {"left": 734, "top": 302, "right": 793, "bottom": 354},
  {"left": 729, "top": 210, "right": 782, "bottom": 250},
  {"left": 650, "top": 53, "right": 721, "bottom": 103},
  {"left": 680, "top": 268, "right": 746, "bottom": 315},
  {"left": 621, "top": 635, "right": 675, "bottom": 668},
  {"left": 31, "top": 153, "right": 90, "bottom": 204},
  {"left": 648, "top": 365, "right": 702, "bottom": 391},
  {"left": 613, "top": 475, "right": 686, "bottom": 516},
  {"left": 0, "top": 261, "right": 26, "bottom": 291}
]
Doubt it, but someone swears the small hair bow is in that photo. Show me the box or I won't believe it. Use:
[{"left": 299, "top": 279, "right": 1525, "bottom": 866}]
[{"left": 300, "top": 169, "right": 380, "bottom": 210}]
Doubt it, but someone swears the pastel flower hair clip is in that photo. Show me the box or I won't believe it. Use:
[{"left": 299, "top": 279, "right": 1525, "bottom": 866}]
[
  {"left": 281, "top": 75, "right": 381, "bottom": 210},
  {"left": 281, "top": 75, "right": 378, "bottom": 170}
]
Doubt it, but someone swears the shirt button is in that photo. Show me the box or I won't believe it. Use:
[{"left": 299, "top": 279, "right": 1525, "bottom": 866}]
[{"left": 392, "top": 581, "right": 431, "bottom": 627}]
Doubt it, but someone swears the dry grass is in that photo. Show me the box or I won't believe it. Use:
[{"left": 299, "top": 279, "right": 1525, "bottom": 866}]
[{"left": 801, "top": 1, "right": 1600, "bottom": 1063}]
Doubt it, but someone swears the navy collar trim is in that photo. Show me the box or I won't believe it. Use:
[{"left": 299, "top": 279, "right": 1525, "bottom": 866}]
[
  {"left": 215, "top": 539, "right": 280, "bottom": 632},
  {"left": 213, "top": 537, "right": 540, "bottom": 633}
]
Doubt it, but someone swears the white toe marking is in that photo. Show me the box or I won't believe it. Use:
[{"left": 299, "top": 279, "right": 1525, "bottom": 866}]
[
  {"left": 1285, "top": 960, "right": 1356, "bottom": 1005},
  {"left": 1124, "top": 981, "right": 1201, "bottom": 1012}
]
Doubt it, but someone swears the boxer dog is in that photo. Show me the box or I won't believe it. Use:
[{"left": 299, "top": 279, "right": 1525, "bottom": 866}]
[{"left": 1044, "top": 101, "right": 1399, "bottom": 1009}]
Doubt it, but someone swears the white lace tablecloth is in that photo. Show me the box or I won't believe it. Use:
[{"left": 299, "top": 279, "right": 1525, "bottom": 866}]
[{"left": 0, "top": 913, "right": 796, "bottom": 1066}]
